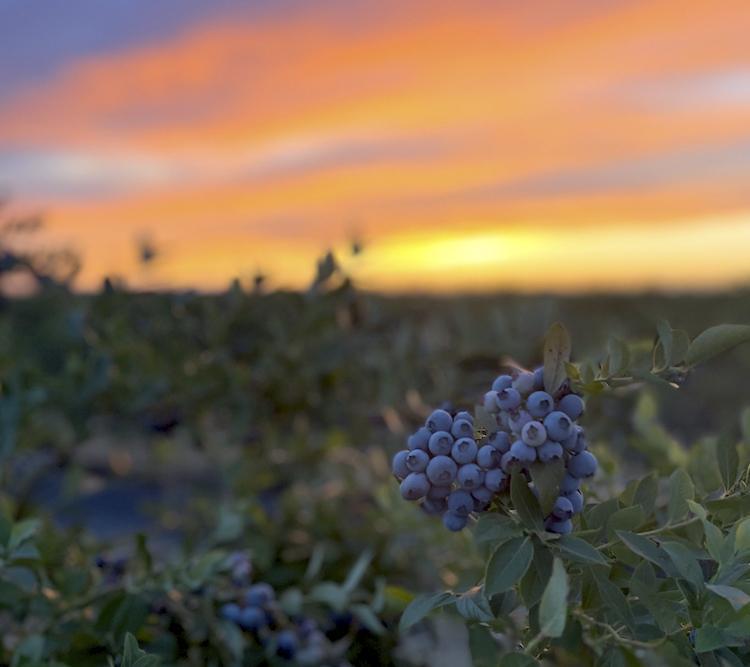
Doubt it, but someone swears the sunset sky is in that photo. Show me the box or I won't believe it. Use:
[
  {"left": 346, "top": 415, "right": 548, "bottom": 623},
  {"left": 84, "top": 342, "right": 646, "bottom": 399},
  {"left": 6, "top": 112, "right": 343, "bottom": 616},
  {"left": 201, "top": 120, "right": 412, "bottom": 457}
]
[{"left": 1, "top": 0, "right": 750, "bottom": 292}]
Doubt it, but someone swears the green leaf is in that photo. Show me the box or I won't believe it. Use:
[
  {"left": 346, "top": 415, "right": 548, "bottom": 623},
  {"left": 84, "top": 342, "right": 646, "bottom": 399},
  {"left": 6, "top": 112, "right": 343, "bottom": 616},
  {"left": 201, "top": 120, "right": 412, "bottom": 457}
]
[
  {"left": 633, "top": 473, "right": 658, "bottom": 518},
  {"left": 520, "top": 541, "right": 553, "bottom": 608},
  {"left": 715, "top": 433, "right": 739, "bottom": 491},
  {"left": 543, "top": 322, "right": 571, "bottom": 395},
  {"left": 653, "top": 319, "right": 673, "bottom": 372},
  {"left": 511, "top": 474, "right": 544, "bottom": 531},
  {"left": 616, "top": 531, "right": 678, "bottom": 577},
  {"left": 539, "top": 558, "right": 568, "bottom": 638},
  {"left": 473, "top": 514, "right": 522, "bottom": 547},
  {"left": 668, "top": 468, "right": 694, "bottom": 523},
  {"left": 343, "top": 549, "right": 373, "bottom": 594},
  {"left": 591, "top": 568, "right": 636, "bottom": 632},
  {"left": 455, "top": 589, "right": 494, "bottom": 623},
  {"left": 694, "top": 626, "right": 742, "bottom": 652},
  {"left": 528, "top": 459, "right": 566, "bottom": 516},
  {"left": 469, "top": 625, "right": 500, "bottom": 667},
  {"left": 686, "top": 324, "right": 750, "bottom": 367},
  {"left": 8, "top": 519, "right": 40, "bottom": 552},
  {"left": 556, "top": 535, "right": 609, "bottom": 566},
  {"left": 735, "top": 518, "right": 750, "bottom": 552},
  {"left": 607, "top": 336, "right": 629, "bottom": 376},
  {"left": 705, "top": 584, "right": 750, "bottom": 611},
  {"left": 309, "top": 582, "right": 348, "bottom": 611},
  {"left": 351, "top": 604, "right": 386, "bottom": 635},
  {"left": 398, "top": 592, "right": 455, "bottom": 631},
  {"left": 606, "top": 505, "right": 646, "bottom": 539},
  {"left": 585, "top": 498, "right": 619, "bottom": 531},
  {"left": 499, "top": 654, "right": 538, "bottom": 667},
  {"left": 485, "top": 536, "right": 534, "bottom": 596},
  {"left": 661, "top": 541, "right": 704, "bottom": 588}
]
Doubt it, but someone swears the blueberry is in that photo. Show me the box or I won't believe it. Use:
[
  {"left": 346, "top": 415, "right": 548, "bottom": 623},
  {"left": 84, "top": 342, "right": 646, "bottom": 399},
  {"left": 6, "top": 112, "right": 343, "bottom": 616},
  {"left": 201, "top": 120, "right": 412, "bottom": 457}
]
[
  {"left": 455, "top": 410, "right": 474, "bottom": 423},
  {"left": 500, "top": 450, "right": 518, "bottom": 473},
  {"left": 472, "top": 485, "right": 494, "bottom": 504},
  {"left": 422, "top": 498, "right": 447, "bottom": 515},
  {"left": 537, "top": 440, "right": 564, "bottom": 463},
  {"left": 483, "top": 391, "right": 500, "bottom": 414},
  {"left": 489, "top": 431, "right": 511, "bottom": 453},
  {"left": 426, "top": 409, "right": 453, "bottom": 433},
  {"left": 477, "top": 444, "right": 501, "bottom": 469},
  {"left": 443, "top": 511, "right": 468, "bottom": 532},
  {"left": 94, "top": 555, "right": 107, "bottom": 569},
  {"left": 407, "top": 427, "right": 431, "bottom": 451},
  {"left": 484, "top": 468, "right": 507, "bottom": 492},
  {"left": 562, "top": 426, "right": 586, "bottom": 453},
  {"left": 527, "top": 391, "right": 554, "bottom": 418},
  {"left": 513, "top": 371, "right": 535, "bottom": 396},
  {"left": 546, "top": 518, "right": 573, "bottom": 535},
  {"left": 405, "top": 449, "right": 430, "bottom": 473},
  {"left": 497, "top": 411, "right": 511, "bottom": 431},
  {"left": 474, "top": 499, "right": 490, "bottom": 512},
  {"left": 297, "top": 617, "right": 317, "bottom": 640},
  {"left": 552, "top": 495, "right": 574, "bottom": 519},
  {"left": 400, "top": 473, "right": 431, "bottom": 500},
  {"left": 492, "top": 374, "right": 513, "bottom": 392},
  {"left": 427, "top": 483, "right": 453, "bottom": 499},
  {"left": 533, "top": 366, "right": 545, "bottom": 390},
  {"left": 496, "top": 387, "right": 521, "bottom": 411},
  {"left": 220, "top": 602, "right": 242, "bottom": 623},
  {"left": 559, "top": 394, "right": 585, "bottom": 421},
  {"left": 426, "top": 455, "right": 458, "bottom": 485},
  {"left": 238, "top": 606, "right": 266, "bottom": 631},
  {"left": 509, "top": 410, "right": 533, "bottom": 434},
  {"left": 559, "top": 473, "right": 581, "bottom": 494},
  {"left": 451, "top": 418, "right": 474, "bottom": 439},
  {"left": 451, "top": 437, "right": 478, "bottom": 465},
  {"left": 392, "top": 450, "right": 410, "bottom": 479},
  {"left": 521, "top": 421, "right": 547, "bottom": 447},
  {"left": 457, "top": 463, "right": 484, "bottom": 490},
  {"left": 246, "top": 582, "right": 275, "bottom": 607},
  {"left": 510, "top": 440, "right": 537, "bottom": 463},
  {"left": 567, "top": 451, "right": 598, "bottom": 478},
  {"left": 543, "top": 411, "right": 574, "bottom": 442},
  {"left": 428, "top": 430, "right": 454, "bottom": 456},
  {"left": 447, "top": 489, "right": 475, "bottom": 516},
  {"left": 566, "top": 489, "right": 584, "bottom": 514},
  {"left": 276, "top": 629, "right": 298, "bottom": 659}
]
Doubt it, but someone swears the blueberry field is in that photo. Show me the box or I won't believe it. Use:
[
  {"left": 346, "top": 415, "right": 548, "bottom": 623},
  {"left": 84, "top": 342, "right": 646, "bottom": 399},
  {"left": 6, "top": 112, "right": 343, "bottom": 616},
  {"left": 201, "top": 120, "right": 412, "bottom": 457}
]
[{"left": 3, "top": 244, "right": 750, "bottom": 666}]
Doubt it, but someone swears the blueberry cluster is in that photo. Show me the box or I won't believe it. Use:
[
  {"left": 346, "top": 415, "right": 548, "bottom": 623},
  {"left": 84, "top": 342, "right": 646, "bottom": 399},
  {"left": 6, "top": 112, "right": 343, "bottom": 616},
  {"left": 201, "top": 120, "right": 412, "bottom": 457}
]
[
  {"left": 482, "top": 368, "right": 595, "bottom": 534},
  {"left": 393, "top": 408, "right": 509, "bottom": 532},
  {"left": 392, "top": 368, "right": 595, "bottom": 534},
  {"left": 219, "top": 582, "right": 325, "bottom": 662}
]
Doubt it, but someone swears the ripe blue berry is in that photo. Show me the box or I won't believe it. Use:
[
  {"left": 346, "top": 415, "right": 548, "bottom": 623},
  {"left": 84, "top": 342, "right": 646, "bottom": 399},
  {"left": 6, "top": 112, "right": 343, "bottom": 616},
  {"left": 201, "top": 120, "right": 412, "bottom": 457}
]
[
  {"left": 405, "top": 449, "right": 430, "bottom": 473},
  {"left": 484, "top": 468, "right": 507, "bottom": 492},
  {"left": 562, "top": 426, "right": 586, "bottom": 453},
  {"left": 537, "top": 440, "right": 564, "bottom": 463},
  {"left": 533, "top": 366, "right": 545, "bottom": 390},
  {"left": 510, "top": 440, "right": 537, "bottom": 463},
  {"left": 566, "top": 489, "right": 584, "bottom": 514},
  {"left": 447, "top": 489, "right": 474, "bottom": 516},
  {"left": 543, "top": 411, "right": 574, "bottom": 441},
  {"left": 500, "top": 450, "right": 518, "bottom": 473},
  {"left": 483, "top": 391, "right": 499, "bottom": 414},
  {"left": 246, "top": 583, "right": 275, "bottom": 607},
  {"left": 527, "top": 391, "right": 554, "bottom": 418},
  {"left": 392, "top": 450, "right": 410, "bottom": 479},
  {"left": 509, "top": 410, "right": 533, "bottom": 434},
  {"left": 513, "top": 371, "right": 535, "bottom": 396},
  {"left": 426, "top": 455, "right": 458, "bottom": 485},
  {"left": 457, "top": 463, "right": 484, "bottom": 490},
  {"left": 400, "top": 473, "right": 430, "bottom": 500},
  {"left": 427, "top": 484, "right": 453, "bottom": 499},
  {"left": 552, "top": 495, "right": 574, "bottom": 519},
  {"left": 451, "top": 437, "right": 478, "bottom": 464},
  {"left": 451, "top": 418, "right": 474, "bottom": 439},
  {"left": 472, "top": 486, "right": 494, "bottom": 504},
  {"left": 276, "top": 630, "right": 298, "bottom": 659},
  {"left": 559, "top": 473, "right": 581, "bottom": 494},
  {"left": 422, "top": 498, "right": 447, "bottom": 515},
  {"left": 407, "top": 427, "right": 431, "bottom": 451},
  {"left": 426, "top": 409, "right": 453, "bottom": 433},
  {"left": 489, "top": 431, "right": 511, "bottom": 453},
  {"left": 455, "top": 410, "right": 474, "bottom": 423},
  {"left": 238, "top": 606, "right": 266, "bottom": 631},
  {"left": 492, "top": 374, "right": 513, "bottom": 392},
  {"left": 567, "top": 451, "right": 598, "bottom": 478},
  {"left": 428, "top": 430, "right": 454, "bottom": 456},
  {"left": 546, "top": 518, "right": 573, "bottom": 535},
  {"left": 559, "top": 394, "right": 585, "bottom": 421},
  {"left": 521, "top": 421, "right": 547, "bottom": 447},
  {"left": 220, "top": 603, "right": 241, "bottom": 622},
  {"left": 496, "top": 387, "right": 521, "bottom": 411},
  {"left": 443, "top": 510, "right": 468, "bottom": 532},
  {"left": 477, "top": 444, "right": 501, "bottom": 469}
]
